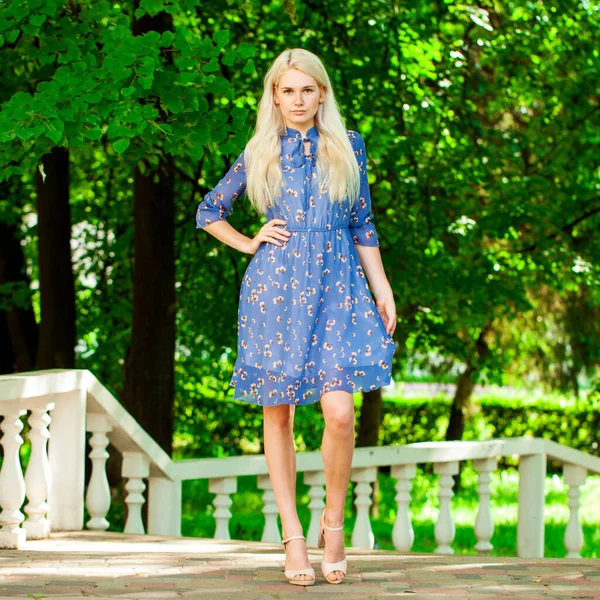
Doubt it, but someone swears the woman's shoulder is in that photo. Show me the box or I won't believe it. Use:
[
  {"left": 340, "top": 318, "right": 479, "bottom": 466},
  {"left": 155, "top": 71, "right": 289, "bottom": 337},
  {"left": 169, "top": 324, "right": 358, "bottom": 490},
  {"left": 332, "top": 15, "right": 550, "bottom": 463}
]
[{"left": 345, "top": 129, "right": 364, "bottom": 148}]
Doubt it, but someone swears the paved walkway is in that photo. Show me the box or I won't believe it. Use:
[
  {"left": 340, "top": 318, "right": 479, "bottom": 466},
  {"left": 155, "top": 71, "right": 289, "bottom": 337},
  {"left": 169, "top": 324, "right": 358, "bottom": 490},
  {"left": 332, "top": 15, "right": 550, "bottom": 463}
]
[{"left": 1, "top": 531, "right": 599, "bottom": 599}]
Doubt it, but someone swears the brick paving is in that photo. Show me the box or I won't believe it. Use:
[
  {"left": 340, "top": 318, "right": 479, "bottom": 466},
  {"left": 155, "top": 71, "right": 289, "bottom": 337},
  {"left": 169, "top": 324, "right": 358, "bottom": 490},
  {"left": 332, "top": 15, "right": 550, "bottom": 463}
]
[{"left": 0, "top": 531, "right": 598, "bottom": 599}]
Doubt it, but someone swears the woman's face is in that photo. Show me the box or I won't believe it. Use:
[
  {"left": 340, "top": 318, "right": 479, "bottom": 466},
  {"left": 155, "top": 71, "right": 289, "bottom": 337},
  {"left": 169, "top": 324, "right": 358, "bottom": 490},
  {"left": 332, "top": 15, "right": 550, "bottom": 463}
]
[{"left": 274, "top": 68, "right": 323, "bottom": 132}]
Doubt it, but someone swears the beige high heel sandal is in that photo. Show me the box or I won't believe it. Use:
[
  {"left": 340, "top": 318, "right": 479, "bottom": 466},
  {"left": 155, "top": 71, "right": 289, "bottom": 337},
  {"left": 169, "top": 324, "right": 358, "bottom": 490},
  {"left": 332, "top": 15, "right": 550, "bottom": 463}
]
[
  {"left": 318, "top": 507, "right": 347, "bottom": 584},
  {"left": 282, "top": 534, "right": 315, "bottom": 586}
]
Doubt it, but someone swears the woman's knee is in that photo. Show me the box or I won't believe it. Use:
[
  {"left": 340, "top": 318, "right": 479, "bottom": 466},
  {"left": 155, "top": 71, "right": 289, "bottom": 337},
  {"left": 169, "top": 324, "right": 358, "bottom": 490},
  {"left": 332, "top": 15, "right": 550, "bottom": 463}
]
[
  {"left": 263, "top": 404, "right": 294, "bottom": 431},
  {"left": 323, "top": 401, "right": 355, "bottom": 435}
]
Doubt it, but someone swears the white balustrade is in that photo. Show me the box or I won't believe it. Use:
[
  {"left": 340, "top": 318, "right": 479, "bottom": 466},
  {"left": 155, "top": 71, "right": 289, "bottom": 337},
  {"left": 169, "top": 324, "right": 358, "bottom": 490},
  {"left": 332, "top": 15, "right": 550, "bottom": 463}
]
[
  {"left": 23, "top": 400, "right": 55, "bottom": 539},
  {"left": 473, "top": 456, "right": 497, "bottom": 553},
  {"left": 0, "top": 402, "right": 27, "bottom": 549},
  {"left": 209, "top": 476, "right": 237, "bottom": 540},
  {"left": 2, "top": 370, "right": 600, "bottom": 558},
  {"left": 350, "top": 466, "right": 377, "bottom": 549},
  {"left": 434, "top": 460, "right": 458, "bottom": 554},
  {"left": 304, "top": 469, "right": 326, "bottom": 547},
  {"left": 85, "top": 413, "right": 113, "bottom": 531},
  {"left": 257, "top": 473, "right": 279, "bottom": 543},
  {"left": 391, "top": 463, "right": 416, "bottom": 552},
  {"left": 122, "top": 451, "right": 150, "bottom": 534},
  {"left": 563, "top": 463, "right": 586, "bottom": 558}
]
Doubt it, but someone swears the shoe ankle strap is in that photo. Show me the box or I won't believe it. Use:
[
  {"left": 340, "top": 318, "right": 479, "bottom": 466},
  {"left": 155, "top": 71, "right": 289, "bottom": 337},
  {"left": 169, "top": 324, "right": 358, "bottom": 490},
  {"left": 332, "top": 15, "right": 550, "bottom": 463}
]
[
  {"left": 283, "top": 534, "right": 306, "bottom": 544},
  {"left": 323, "top": 523, "right": 344, "bottom": 531}
]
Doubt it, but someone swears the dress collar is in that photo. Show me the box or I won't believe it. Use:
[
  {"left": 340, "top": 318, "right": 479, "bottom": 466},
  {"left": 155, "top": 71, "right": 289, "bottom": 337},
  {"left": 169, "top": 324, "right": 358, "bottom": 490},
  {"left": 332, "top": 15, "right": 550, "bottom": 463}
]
[
  {"left": 281, "top": 125, "right": 319, "bottom": 167},
  {"left": 282, "top": 124, "right": 319, "bottom": 140}
]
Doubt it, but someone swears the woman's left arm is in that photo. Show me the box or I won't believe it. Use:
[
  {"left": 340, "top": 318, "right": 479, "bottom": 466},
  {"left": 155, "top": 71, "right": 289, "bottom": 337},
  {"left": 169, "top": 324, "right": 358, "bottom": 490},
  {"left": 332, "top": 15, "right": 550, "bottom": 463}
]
[
  {"left": 356, "top": 246, "right": 396, "bottom": 336},
  {"left": 348, "top": 130, "right": 396, "bottom": 336}
]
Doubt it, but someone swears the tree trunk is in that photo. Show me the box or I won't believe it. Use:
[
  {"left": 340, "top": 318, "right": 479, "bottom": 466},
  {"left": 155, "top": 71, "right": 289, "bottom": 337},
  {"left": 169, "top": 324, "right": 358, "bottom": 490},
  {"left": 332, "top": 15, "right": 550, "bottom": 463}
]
[
  {"left": 356, "top": 388, "right": 383, "bottom": 447},
  {"left": 35, "top": 147, "right": 76, "bottom": 369},
  {"left": 122, "top": 160, "right": 176, "bottom": 456},
  {"left": 445, "top": 323, "right": 492, "bottom": 492},
  {"left": 445, "top": 367, "right": 477, "bottom": 442},
  {"left": 0, "top": 312, "right": 14, "bottom": 373},
  {"left": 123, "top": 7, "right": 176, "bottom": 468},
  {"left": 356, "top": 387, "right": 384, "bottom": 519},
  {"left": 445, "top": 323, "right": 492, "bottom": 442},
  {"left": 0, "top": 221, "right": 39, "bottom": 373}
]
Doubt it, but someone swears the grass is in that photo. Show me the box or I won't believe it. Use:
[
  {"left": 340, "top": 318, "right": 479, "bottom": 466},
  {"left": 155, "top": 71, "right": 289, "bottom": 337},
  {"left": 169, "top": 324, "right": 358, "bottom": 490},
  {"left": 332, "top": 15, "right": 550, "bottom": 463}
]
[{"left": 173, "top": 464, "right": 600, "bottom": 558}]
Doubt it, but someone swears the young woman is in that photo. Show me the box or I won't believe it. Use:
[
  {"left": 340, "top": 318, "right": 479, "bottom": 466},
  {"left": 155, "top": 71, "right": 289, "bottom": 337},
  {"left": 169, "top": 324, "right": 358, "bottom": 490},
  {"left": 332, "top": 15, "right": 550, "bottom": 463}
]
[{"left": 196, "top": 48, "right": 397, "bottom": 586}]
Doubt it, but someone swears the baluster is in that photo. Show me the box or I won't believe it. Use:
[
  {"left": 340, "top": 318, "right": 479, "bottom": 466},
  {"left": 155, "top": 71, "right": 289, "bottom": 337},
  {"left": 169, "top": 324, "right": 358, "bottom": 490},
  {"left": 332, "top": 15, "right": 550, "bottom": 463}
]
[
  {"left": 304, "top": 470, "right": 326, "bottom": 547},
  {"left": 257, "top": 473, "right": 279, "bottom": 543},
  {"left": 209, "top": 477, "right": 236, "bottom": 540},
  {"left": 563, "top": 463, "right": 586, "bottom": 558},
  {"left": 23, "top": 401, "right": 55, "bottom": 539},
  {"left": 0, "top": 402, "right": 27, "bottom": 549},
  {"left": 350, "top": 466, "right": 377, "bottom": 549},
  {"left": 391, "top": 463, "right": 416, "bottom": 552},
  {"left": 434, "top": 461, "right": 459, "bottom": 554},
  {"left": 474, "top": 456, "right": 497, "bottom": 554},
  {"left": 85, "top": 413, "right": 113, "bottom": 531},
  {"left": 122, "top": 452, "right": 150, "bottom": 534}
]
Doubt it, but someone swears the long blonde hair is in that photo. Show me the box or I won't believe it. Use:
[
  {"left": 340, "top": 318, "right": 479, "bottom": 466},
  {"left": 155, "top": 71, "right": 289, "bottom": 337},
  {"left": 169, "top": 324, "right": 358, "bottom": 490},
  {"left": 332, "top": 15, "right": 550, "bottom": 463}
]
[{"left": 244, "top": 48, "right": 361, "bottom": 215}]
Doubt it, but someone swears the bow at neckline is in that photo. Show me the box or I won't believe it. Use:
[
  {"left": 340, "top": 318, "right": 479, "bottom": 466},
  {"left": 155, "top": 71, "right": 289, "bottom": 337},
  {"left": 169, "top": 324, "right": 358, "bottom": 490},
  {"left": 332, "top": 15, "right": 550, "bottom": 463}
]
[{"left": 284, "top": 125, "right": 319, "bottom": 168}]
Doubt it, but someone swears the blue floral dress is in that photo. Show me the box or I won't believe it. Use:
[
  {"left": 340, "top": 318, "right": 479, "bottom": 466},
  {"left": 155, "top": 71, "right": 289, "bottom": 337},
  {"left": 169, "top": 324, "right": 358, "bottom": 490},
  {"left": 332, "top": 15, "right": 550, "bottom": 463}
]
[{"left": 196, "top": 125, "right": 396, "bottom": 406}]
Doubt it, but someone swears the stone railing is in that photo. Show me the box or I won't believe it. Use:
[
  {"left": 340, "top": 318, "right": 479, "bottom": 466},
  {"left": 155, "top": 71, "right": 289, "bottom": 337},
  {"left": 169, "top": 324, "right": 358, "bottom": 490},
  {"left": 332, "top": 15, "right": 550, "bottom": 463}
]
[{"left": 1, "top": 369, "right": 599, "bottom": 558}]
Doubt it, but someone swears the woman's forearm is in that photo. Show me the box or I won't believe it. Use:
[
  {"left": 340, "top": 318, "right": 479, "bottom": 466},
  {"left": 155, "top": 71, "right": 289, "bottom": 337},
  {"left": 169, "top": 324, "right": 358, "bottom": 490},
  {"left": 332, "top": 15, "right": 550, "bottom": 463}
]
[
  {"left": 355, "top": 244, "right": 393, "bottom": 299},
  {"left": 201, "top": 220, "right": 253, "bottom": 254}
]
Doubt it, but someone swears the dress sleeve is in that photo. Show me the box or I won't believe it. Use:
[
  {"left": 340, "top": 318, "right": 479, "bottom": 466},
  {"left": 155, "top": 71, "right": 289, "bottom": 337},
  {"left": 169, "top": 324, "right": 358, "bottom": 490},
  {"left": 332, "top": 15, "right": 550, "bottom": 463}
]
[
  {"left": 196, "top": 150, "right": 246, "bottom": 229},
  {"left": 348, "top": 131, "right": 379, "bottom": 247}
]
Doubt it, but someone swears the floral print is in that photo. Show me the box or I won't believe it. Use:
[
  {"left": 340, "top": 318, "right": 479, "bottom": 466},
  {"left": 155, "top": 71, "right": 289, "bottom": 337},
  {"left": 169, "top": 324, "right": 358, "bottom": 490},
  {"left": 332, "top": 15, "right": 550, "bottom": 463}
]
[{"left": 196, "top": 126, "right": 396, "bottom": 405}]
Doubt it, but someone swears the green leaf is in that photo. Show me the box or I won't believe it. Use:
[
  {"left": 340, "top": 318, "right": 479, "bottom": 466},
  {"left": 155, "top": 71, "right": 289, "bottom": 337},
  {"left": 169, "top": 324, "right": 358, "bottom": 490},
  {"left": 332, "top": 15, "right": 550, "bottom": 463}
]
[
  {"left": 113, "top": 138, "right": 130, "bottom": 154},
  {"left": 204, "top": 57, "right": 219, "bottom": 73},
  {"left": 237, "top": 42, "right": 256, "bottom": 59},
  {"left": 164, "top": 96, "right": 184, "bottom": 114},
  {"left": 242, "top": 58, "right": 255, "bottom": 74},
  {"left": 83, "top": 127, "right": 103, "bottom": 141},
  {"left": 222, "top": 49, "right": 237, "bottom": 66},
  {"left": 29, "top": 14, "right": 47, "bottom": 27},
  {"left": 213, "top": 30, "right": 230, "bottom": 47},
  {"left": 160, "top": 31, "right": 175, "bottom": 47},
  {"left": 121, "top": 87, "right": 137, "bottom": 97},
  {"left": 6, "top": 29, "right": 20, "bottom": 43},
  {"left": 46, "top": 118, "right": 64, "bottom": 144}
]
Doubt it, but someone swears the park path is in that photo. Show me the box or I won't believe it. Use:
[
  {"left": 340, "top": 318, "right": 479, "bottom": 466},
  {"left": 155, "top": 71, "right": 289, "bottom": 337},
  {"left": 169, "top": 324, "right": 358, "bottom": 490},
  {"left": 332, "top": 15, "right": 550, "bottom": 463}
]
[{"left": 1, "top": 531, "right": 599, "bottom": 599}]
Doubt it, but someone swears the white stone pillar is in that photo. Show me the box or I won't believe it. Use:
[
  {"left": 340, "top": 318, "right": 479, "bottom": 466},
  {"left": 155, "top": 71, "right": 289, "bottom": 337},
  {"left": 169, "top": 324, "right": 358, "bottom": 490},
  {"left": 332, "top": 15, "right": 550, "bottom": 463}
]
[
  {"left": 434, "top": 460, "right": 459, "bottom": 555},
  {"left": 122, "top": 451, "right": 150, "bottom": 535},
  {"left": 350, "top": 466, "right": 377, "bottom": 549},
  {"left": 391, "top": 463, "right": 416, "bottom": 552},
  {"left": 48, "top": 389, "right": 87, "bottom": 531},
  {"left": 563, "top": 463, "right": 586, "bottom": 558},
  {"left": 23, "top": 399, "right": 55, "bottom": 539},
  {"left": 0, "top": 402, "right": 27, "bottom": 549},
  {"left": 304, "top": 469, "right": 326, "bottom": 547},
  {"left": 517, "top": 452, "right": 546, "bottom": 558},
  {"left": 147, "top": 476, "right": 182, "bottom": 537},
  {"left": 257, "top": 473, "right": 280, "bottom": 543},
  {"left": 474, "top": 456, "right": 497, "bottom": 554},
  {"left": 209, "top": 476, "right": 237, "bottom": 540}
]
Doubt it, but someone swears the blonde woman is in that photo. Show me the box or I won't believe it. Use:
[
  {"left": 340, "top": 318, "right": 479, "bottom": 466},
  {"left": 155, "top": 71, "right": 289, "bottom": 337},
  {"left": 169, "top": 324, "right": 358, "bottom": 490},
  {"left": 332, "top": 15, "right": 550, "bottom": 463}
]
[{"left": 196, "top": 48, "right": 397, "bottom": 586}]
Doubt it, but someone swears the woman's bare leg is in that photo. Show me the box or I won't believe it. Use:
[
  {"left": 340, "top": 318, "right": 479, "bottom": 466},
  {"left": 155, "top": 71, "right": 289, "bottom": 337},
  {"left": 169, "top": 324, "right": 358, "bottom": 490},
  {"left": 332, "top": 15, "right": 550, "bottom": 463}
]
[
  {"left": 263, "top": 404, "right": 312, "bottom": 581},
  {"left": 320, "top": 390, "right": 355, "bottom": 582}
]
